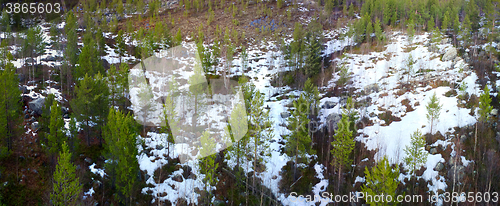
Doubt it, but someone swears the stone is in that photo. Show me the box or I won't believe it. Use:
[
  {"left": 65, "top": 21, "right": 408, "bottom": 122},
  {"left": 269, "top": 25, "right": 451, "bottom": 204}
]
[
  {"left": 460, "top": 135, "right": 467, "bottom": 143},
  {"left": 322, "top": 101, "right": 337, "bottom": 109},
  {"left": 84, "top": 157, "right": 93, "bottom": 164},
  {"left": 213, "top": 200, "right": 225, "bottom": 205},
  {"left": 156, "top": 145, "right": 164, "bottom": 150},
  {"left": 364, "top": 83, "right": 380, "bottom": 94},
  {"left": 326, "top": 113, "right": 342, "bottom": 132},
  {"left": 28, "top": 98, "right": 45, "bottom": 116},
  {"left": 19, "top": 86, "right": 28, "bottom": 94},
  {"left": 24, "top": 114, "right": 29, "bottom": 119},
  {"left": 18, "top": 74, "right": 25, "bottom": 82},
  {"left": 434, "top": 162, "right": 444, "bottom": 171},
  {"left": 442, "top": 47, "right": 458, "bottom": 61},
  {"left": 280, "top": 112, "right": 290, "bottom": 119},
  {"left": 440, "top": 38, "right": 450, "bottom": 45},
  {"left": 63, "top": 114, "right": 69, "bottom": 119},
  {"left": 430, "top": 147, "right": 438, "bottom": 155},
  {"left": 31, "top": 122, "right": 39, "bottom": 130},
  {"left": 449, "top": 165, "right": 465, "bottom": 181},
  {"left": 491, "top": 109, "right": 498, "bottom": 117},
  {"left": 172, "top": 175, "right": 183, "bottom": 182}
]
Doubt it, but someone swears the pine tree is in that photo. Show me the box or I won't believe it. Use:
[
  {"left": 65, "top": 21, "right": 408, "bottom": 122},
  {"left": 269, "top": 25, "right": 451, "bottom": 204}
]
[
  {"left": 426, "top": 92, "right": 442, "bottom": 134},
  {"left": 104, "top": 108, "right": 139, "bottom": 204},
  {"left": 427, "top": 16, "right": 435, "bottom": 32},
  {"left": 361, "top": 156, "right": 400, "bottom": 206},
  {"left": 51, "top": 142, "right": 82, "bottom": 206},
  {"left": 304, "top": 21, "right": 323, "bottom": 77},
  {"left": 442, "top": 10, "right": 450, "bottom": 32},
  {"left": 199, "top": 130, "right": 219, "bottom": 204},
  {"left": 70, "top": 73, "right": 110, "bottom": 146},
  {"left": 374, "top": 18, "right": 384, "bottom": 45},
  {"left": 404, "top": 129, "right": 427, "bottom": 177},
  {"left": 478, "top": 86, "right": 493, "bottom": 123},
  {"left": 405, "top": 54, "right": 415, "bottom": 85},
  {"left": 115, "top": 30, "right": 127, "bottom": 64},
  {"left": 366, "top": 20, "right": 373, "bottom": 43},
  {"left": 174, "top": 28, "right": 182, "bottom": 46},
  {"left": 330, "top": 114, "right": 355, "bottom": 189},
  {"left": 0, "top": 52, "right": 21, "bottom": 153},
  {"left": 303, "top": 78, "right": 320, "bottom": 116},
  {"left": 64, "top": 11, "right": 78, "bottom": 68},
  {"left": 407, "top": 18, "right": 415, "bottom": 42},
  {"left": 47, "top": 101, "right": 65, "bottom": 156},
  {"left": 285, "top": 94, "right": 315, "bottom": 179}
]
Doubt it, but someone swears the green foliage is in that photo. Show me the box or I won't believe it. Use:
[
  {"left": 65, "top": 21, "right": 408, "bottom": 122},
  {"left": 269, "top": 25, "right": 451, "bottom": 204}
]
[
  {"left": 104, "top": 108, "right": 139, "bottom": 204},
  {"left": 199, "top": 130, "right": 219, "bottom": 203},
  {"left": 374, "top": 18, "right": 384, "bottom": 43},
  {"left": 108, "top": 63, "right": 129, "bottom": 108},
  {"left": 366, "top": 20, "right": 373, "bottom": 43},
  {"left": 47, "top": 101, "right": 65, "bottom": 156},
  {"left": 303, "top": 21, "right": 323, "bottom": 77},
  {"left": 330, "top": 114, "right": 355, "bottom": 173},
  {"left": 70, "top": 73, "right": 110, "bottom": 146},
  {"left": 426, "top": 92, "right": 442, "bottom": 134},
  {"left": 337, "top": 59, "right": 350, "bottom": 87},
  {"left": 0, "top": 53, "right": 20, "bottom": 153},
  {"left": 303, "top": 78, "right": 320, "bottom": 116},
  {"left": 277, "top": 0, "right": 283, "bottom": 9},
  {"left": 403, "top": 129, "right": 427, "bottom": 176},
  {"left": 76, "top": 30, "right": 103, "bottom": 80},
  {"left": 115, "top": 30, "right": 127, "bottom": 61},
  {"left": 478, "top": 86, "right": 493, "bottom": 123},
  {"left": 51, "top": 142, "right": 82, "bottom": 206},
  {"left": 65, "top": 11, "right": 79, "bottom": 68},
  {"left": 174, "top": 28, "right": 182, "bottom": 46},
  {"left": 285, "top": 94, "right": 315, "bottom": 163},
  {"left": 361, "top": 156, "right": 400, "bottom": 206}
]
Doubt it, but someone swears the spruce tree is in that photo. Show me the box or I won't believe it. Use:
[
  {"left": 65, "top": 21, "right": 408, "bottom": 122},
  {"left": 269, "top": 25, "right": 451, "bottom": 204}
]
[
  {"left": 366, "top": 20, "right": 373, "bottom": 43},
  {"left": 404, "top": 129, "right": 427, "bottom": 177},
  {"left": 361, "top": 156, "right": 400, "bottom": 206},
  {"left": 51, "top": 142, "right": 82, "bottom": 206},
  {"left": 426, "top": 92, "right": 442, "bottom": 134}
]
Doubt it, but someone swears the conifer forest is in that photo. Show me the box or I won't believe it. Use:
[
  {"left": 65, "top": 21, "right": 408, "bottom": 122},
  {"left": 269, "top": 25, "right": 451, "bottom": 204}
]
[{"left": 0, "top": 0, "right": 500, "bottom": 205}]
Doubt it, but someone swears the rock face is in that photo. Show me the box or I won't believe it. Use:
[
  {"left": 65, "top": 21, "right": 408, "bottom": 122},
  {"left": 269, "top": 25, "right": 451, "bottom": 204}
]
[
  {"left": 442, "top": 47, "right": 458, "bottom": 61},
  {"left": 28, "top": 98, "right": 45, "bottom": 116}
]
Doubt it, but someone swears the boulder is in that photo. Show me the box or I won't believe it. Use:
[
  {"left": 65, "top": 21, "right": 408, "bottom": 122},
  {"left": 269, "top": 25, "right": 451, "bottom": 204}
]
[
  {"left": 280, "top": 112, "right": 290, "bottom": 119},
  {"left": 322, "top": 101, "right": 337, "bottom": 109},
  {"left": 19, "top": 86, "right": 28, "bottom": 94},
  {"left": 491, "top": 109, "right": 498, "bottom": 117},
  {"left": 442, "top": 47, "right": 458, "bottom": 61},
  {"left": 31, "top": 122, "right": 39, "bottom": 130},
  {"left": 84, "top": 157, "right": 93, "bottom": 164},
  {"left": 326, "top": 113, "right": 342, "bottom": 132},
  {"left": 460, "top": 135, "right": 467, "bottom": 143},
  {"left": 364, "top": 83, "right": 379, "bottom": 94},
  {"left": 28, "top": 98, "right": 45, "bottom": 116},
  {"left": 440, "top": 38, "right": 451, "bottom": 45},
  {"left": 434, "top": 162, "right": 444, "bottom": 171},
  {"left": 172, "top": 175, "right": 183, "bottom": 182},
  {"left": 449, "top": 165, "right": 465, "bottom": 181},
  {"left": 430, "top": 147, "right": 438, "bottom": 155}
]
